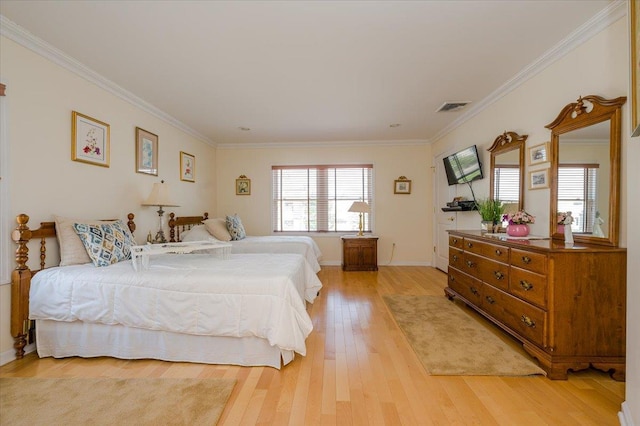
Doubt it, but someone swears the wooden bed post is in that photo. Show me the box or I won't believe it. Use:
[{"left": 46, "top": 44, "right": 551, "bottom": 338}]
[
  {"left": 169, "top": 213, "right": 176, "bottom": 242},
  {"left": 11, "top": 214, "right": 33, "bottom": 359}
]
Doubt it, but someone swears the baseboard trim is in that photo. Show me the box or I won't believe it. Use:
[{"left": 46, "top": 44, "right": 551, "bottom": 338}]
[
  {"left": 0, "top": 343, "right": 35, "bottom": 366},
  {"left": 619, "top": 401, "right": 636, "bottom": 426}
]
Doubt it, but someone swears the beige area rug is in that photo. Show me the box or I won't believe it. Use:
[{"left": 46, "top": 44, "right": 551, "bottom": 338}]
[
  {"left": 383, "top": 295, "right": 546, "bottom": 376},
  {"left": 0, "top": 377, "right": 235, "bottom": 426}
]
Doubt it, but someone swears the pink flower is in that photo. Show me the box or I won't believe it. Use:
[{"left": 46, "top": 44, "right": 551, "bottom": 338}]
[{"left": 502, "top": 210, "right": 535, "bottom": 225}]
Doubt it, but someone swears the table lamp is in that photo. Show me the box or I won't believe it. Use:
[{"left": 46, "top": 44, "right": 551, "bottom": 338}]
[
  {"left": 348, "top": 201, "right": 370, "bottom": 236},
  {"left": 142, "top": 180, "right": 179, "bottom": 243}
]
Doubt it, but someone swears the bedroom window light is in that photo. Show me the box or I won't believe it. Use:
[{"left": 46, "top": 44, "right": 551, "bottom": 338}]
[{"left": 272, "top": 164, "right": 373, "bottom": 233}]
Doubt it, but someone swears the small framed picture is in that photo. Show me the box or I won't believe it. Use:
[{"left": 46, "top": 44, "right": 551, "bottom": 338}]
[
  {"left": 71, "top": 111, "right": 110, "bottom": 167},
  {"left": 394, "top": 178, "right": 411, "bottom": 194},
  {"left": 180, "top": 151, "right": 195, "bottom": 182},
  {"left": 135, "top": 127, "right": 158, "bottom": 176},
  {"left": 528, "top": 142, "right": 549, "bottom": 166},
  {"left": 236, "top": 176, "right": 251, "bottom": 195},
  {"left": 529, "top": 169, "right": 549, "bottom": 190}
]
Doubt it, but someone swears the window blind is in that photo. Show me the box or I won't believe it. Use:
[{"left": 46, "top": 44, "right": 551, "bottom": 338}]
[
  {"left": 558, "top": 165, "right": 598, "bottom": 233},
  {"left": 272, "top": 164, "right": 373, "bottom": 233},
  {"left": 493, "top": 166, "right": 520, "bottom": 205}
]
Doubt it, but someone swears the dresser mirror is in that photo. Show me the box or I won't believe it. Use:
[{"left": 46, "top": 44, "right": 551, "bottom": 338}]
[
  {"left": 488, "top": 131, "right": 527, "bottom": 213},
  {"left": 546, "top": 95, "right": 626, "bottom": 246}
]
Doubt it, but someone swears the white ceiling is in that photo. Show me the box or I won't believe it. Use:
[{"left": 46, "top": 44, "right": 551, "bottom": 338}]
[{"left": 0, "top": 1, "right": 615, "bottom": 146}]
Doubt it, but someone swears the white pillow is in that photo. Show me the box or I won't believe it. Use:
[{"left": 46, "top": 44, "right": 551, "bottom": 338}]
[
  {"left": 203, "top": 218, "right": 232, "bottom": 241},
  {"left": 55, "top": 215, "right": 117, "bottom": 266},
  {"left": 180, "top": 225, "right": 216, "bottom": 242}
]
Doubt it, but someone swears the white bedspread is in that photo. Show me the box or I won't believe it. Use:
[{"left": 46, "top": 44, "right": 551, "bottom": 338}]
[
  {"left": 30, "top": 253, "right": 322, "bottom": 355},
  {"left": 230, "top": 236, "right": 322, "bottom": 273}
]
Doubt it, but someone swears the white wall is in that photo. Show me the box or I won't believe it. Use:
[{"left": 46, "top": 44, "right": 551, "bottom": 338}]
[
  {"left": 0, "top": 36, "right": 218, "bottom": 359},
  {"left": 216, "top": 143, "right": 432, "bottom": 265}
]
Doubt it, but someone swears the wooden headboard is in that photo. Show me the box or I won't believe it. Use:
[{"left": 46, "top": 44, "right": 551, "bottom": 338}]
[
  {"left": 10, "top": 213, "right": 136, "bottom": 359},
  {"left": 168, "top": 212, "right": 208, "bottom": 242}
]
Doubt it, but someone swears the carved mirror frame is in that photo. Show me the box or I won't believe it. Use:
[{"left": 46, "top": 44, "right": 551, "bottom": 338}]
[
  {"left": 546, "top": 95, "right": 626, "bottom": 247},
  {"left": 488, "top": 131, "right": 527, "bottom": 212}
]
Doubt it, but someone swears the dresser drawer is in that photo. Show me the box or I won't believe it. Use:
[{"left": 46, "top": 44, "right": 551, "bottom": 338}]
[
  {"left": 482, "top": 242, "right": 510, "bottom": 263},
  {"left": 510, "top": 267, "right": 548, "bottom": 309},
  {"left": 449, "top": 248, "right": 464, "bottom": 269},
  {"left": 483, "top": 285, "right": 546, "bottom": 347},
  {"left": 448, "top": 268, "right": 483, "bottom": 306},
  {"left": 480, "top": 258, "right": 509, "bottom": 292},
  {"left": 461, "top": 252, "right": 483, "bottom": 276},
  {"left": 510, "top": 248, "right": 547, "bottom": 274},
  {"left": 449, "top": 235, "right": 463, "bottom": 249},
  {"left": 462, "top": 238, "right": 484, "bottom": 255}
]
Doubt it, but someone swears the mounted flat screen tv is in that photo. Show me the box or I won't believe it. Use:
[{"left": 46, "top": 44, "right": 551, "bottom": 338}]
[{"left": 443, "top": 145, "right": 484, "bottom": 186}]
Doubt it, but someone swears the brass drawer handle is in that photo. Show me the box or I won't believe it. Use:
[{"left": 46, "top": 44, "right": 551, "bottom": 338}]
[
  {"left": 521, "top": 315, "right": 536, "bottom": 328},
  {"left": 495, "top": 249, "right": 502, "bottom": 256},
  {"left": 467, "top": 242, "right": 473, "bottom": 248},
  {"left": 452, "top": 255, "right": 458, "bottom": 261},
  {"left": 452, "top": 238, "right": 458, "bottom": 244},
  {"left": 520, "top": 280, "right": 533, "bottom": 291},
  {"left": 466, "top": 260, "right": 475, "bottom": 268},
  {"left": 449, "top": 275, "right": 455, "bottom": 281},
  {"left": 521, "top": 256, "right": 532, "bottom": 264},
  {"left": 494, "top": 271, "right": 504, "bottom": 280},
  {"left": 485, "top": 296, "right": 495, "bottom": 304},
  {"left": 470, "top": 287, "right": 478, "bottom": 295}
]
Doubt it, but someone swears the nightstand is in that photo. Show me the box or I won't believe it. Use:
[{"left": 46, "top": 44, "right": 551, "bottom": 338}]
[{"left": 341, "top": 235, "right": 378, "bottom": 271}]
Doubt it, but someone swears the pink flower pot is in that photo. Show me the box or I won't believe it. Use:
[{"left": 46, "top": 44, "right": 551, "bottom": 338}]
[{"left": 507, "top": 224, "right": 530, "bottom": 237}]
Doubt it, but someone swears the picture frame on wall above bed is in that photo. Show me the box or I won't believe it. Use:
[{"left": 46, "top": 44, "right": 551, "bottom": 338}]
[
  {"left": 180, "top": 151, "right": 195, "bottom": 182},
  {"left": 71, "top": 111, "right": 110, "bottom": 167},
  {"left": 236, "top": 175, "right": 251, "bottom": 195},
  {"left": 135, "top": 127, "right": 158, "bottom": 176}
]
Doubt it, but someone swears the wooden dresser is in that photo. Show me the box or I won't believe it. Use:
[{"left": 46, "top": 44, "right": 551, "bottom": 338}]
[{"left": 445, "top": 230, "right": 626, "bottom": 380}]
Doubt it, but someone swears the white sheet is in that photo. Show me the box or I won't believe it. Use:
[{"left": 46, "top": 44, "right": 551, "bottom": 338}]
[
  {"left": 230, "top": 236, "right": 322, "bottom": 273},
  {"left": 30, "top": 253, "right": 322, "bottom": 356}
]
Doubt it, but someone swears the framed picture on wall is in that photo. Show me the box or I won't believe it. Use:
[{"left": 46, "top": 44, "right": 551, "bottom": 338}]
[
  {"left": 394, "top": 176, "right": 411, "bottom": 194},
  {"left": 71, "top": 111, "right": 110, "bottom": 167},
  {"left": 527, "top": 142, "right": 549, "bottom": 166},
  {"left": 135, "top": 127, "right": 158, "bottom": 176},
  {"left": 236, "top": 175, "right": 251, "bottom": 195},
  {"left": 180, "top": 151, "right": 195, "bottom": 182},
  {"left": 529, "top": 169, "right": 549, "bottom": 190}
]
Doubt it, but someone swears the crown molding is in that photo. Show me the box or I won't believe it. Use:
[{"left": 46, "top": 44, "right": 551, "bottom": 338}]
[
  {"left": 217, "top": 138, "right": 429, "bottom": 150},
  {"left": 0, "top": 15, "right": 214, "bottom": 146},
  {"left": 431, "top": 0, "right": 627, "bottom": 144}
]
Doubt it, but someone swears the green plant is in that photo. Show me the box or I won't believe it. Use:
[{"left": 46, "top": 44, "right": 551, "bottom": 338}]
[{"left": 475, "top": 198, "right": 504, "bottom": 223}]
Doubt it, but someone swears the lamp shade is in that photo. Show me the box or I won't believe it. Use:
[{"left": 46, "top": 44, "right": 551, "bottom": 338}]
[
  {"left": 142, "top": 181, "right": 179, "bottom": 207},
  {"left": 348, "top": 201, "right": 370, "bottom": 213}
]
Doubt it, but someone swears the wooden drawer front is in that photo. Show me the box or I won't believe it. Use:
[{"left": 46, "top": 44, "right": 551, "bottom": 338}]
[
  {"left": 461, "top": 252, "right": 483, "bottom": 277},
  {"left": 448, "top": 268, "right": 483, "bottom": 306},
  {"left": 483, "top": 285, "right": 546, "bottom": 347},
  {"left": 509, "top": 267, "right": 548, "bottom": 309},
  {"left": 449, "top": 248, "right": 464, "bottom": 269},
  {"left": 462, "top": 238, "right": 484, "bottom": 255},
  {"left": 481, "top": 243, "right": 510, "bottom": 263},
  {"left": 510, "top": 248, "right": 547, "bottom": 274},
  {"left": 449, "top": 235, "right": 463, "bottom": 249},
  {"left": 480, "top": 258, "right": 509, "bottom": 292}
]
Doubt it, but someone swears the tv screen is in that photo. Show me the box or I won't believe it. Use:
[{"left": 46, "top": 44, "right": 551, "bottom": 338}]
[{"left": 443, "top": 145, "right": 483, "bottom": 185}]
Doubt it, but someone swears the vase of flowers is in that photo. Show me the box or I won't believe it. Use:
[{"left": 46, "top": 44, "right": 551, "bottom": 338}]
[
  {"left": 556, "top": 212, "right": 567, "bottom": 234},
  {"left": 502, "top": 210, "right": 535, "bottom": 237}
]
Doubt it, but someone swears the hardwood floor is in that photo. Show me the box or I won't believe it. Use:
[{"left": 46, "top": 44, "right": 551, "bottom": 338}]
[{"left": 0, "top": 266, "right": 624, "bottom": 425}]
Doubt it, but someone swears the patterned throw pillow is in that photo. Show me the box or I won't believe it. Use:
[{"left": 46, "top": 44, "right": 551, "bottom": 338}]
[
  {"left": 73, "top": 220, "right": 136, "bottom": 267},
  {"left": 225, "top": 214, "right": 246, "bottom": 241}
]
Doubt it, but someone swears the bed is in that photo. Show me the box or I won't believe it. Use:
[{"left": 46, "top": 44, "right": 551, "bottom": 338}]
[
  {"left": 10, "top": 213, "right": 322, "bottom": 369},
  {"left": 168, "top": 212, "right": 323, "bottom": 273}
]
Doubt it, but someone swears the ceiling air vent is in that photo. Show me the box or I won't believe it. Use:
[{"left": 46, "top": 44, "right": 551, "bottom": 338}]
[{"left": 436, "top": 101, "right": 471, "bottom": 112}]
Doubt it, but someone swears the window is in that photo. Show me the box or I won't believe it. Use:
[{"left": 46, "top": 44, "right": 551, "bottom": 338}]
[
  {"left": 493, "top": 165, "right": 520, "bottom": 205},
  {"left": 272, "top": 164, "right": 373, "bottom": 233},
  {"left": 558, "top": 164, "right": 598, "bottom": 233}
]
